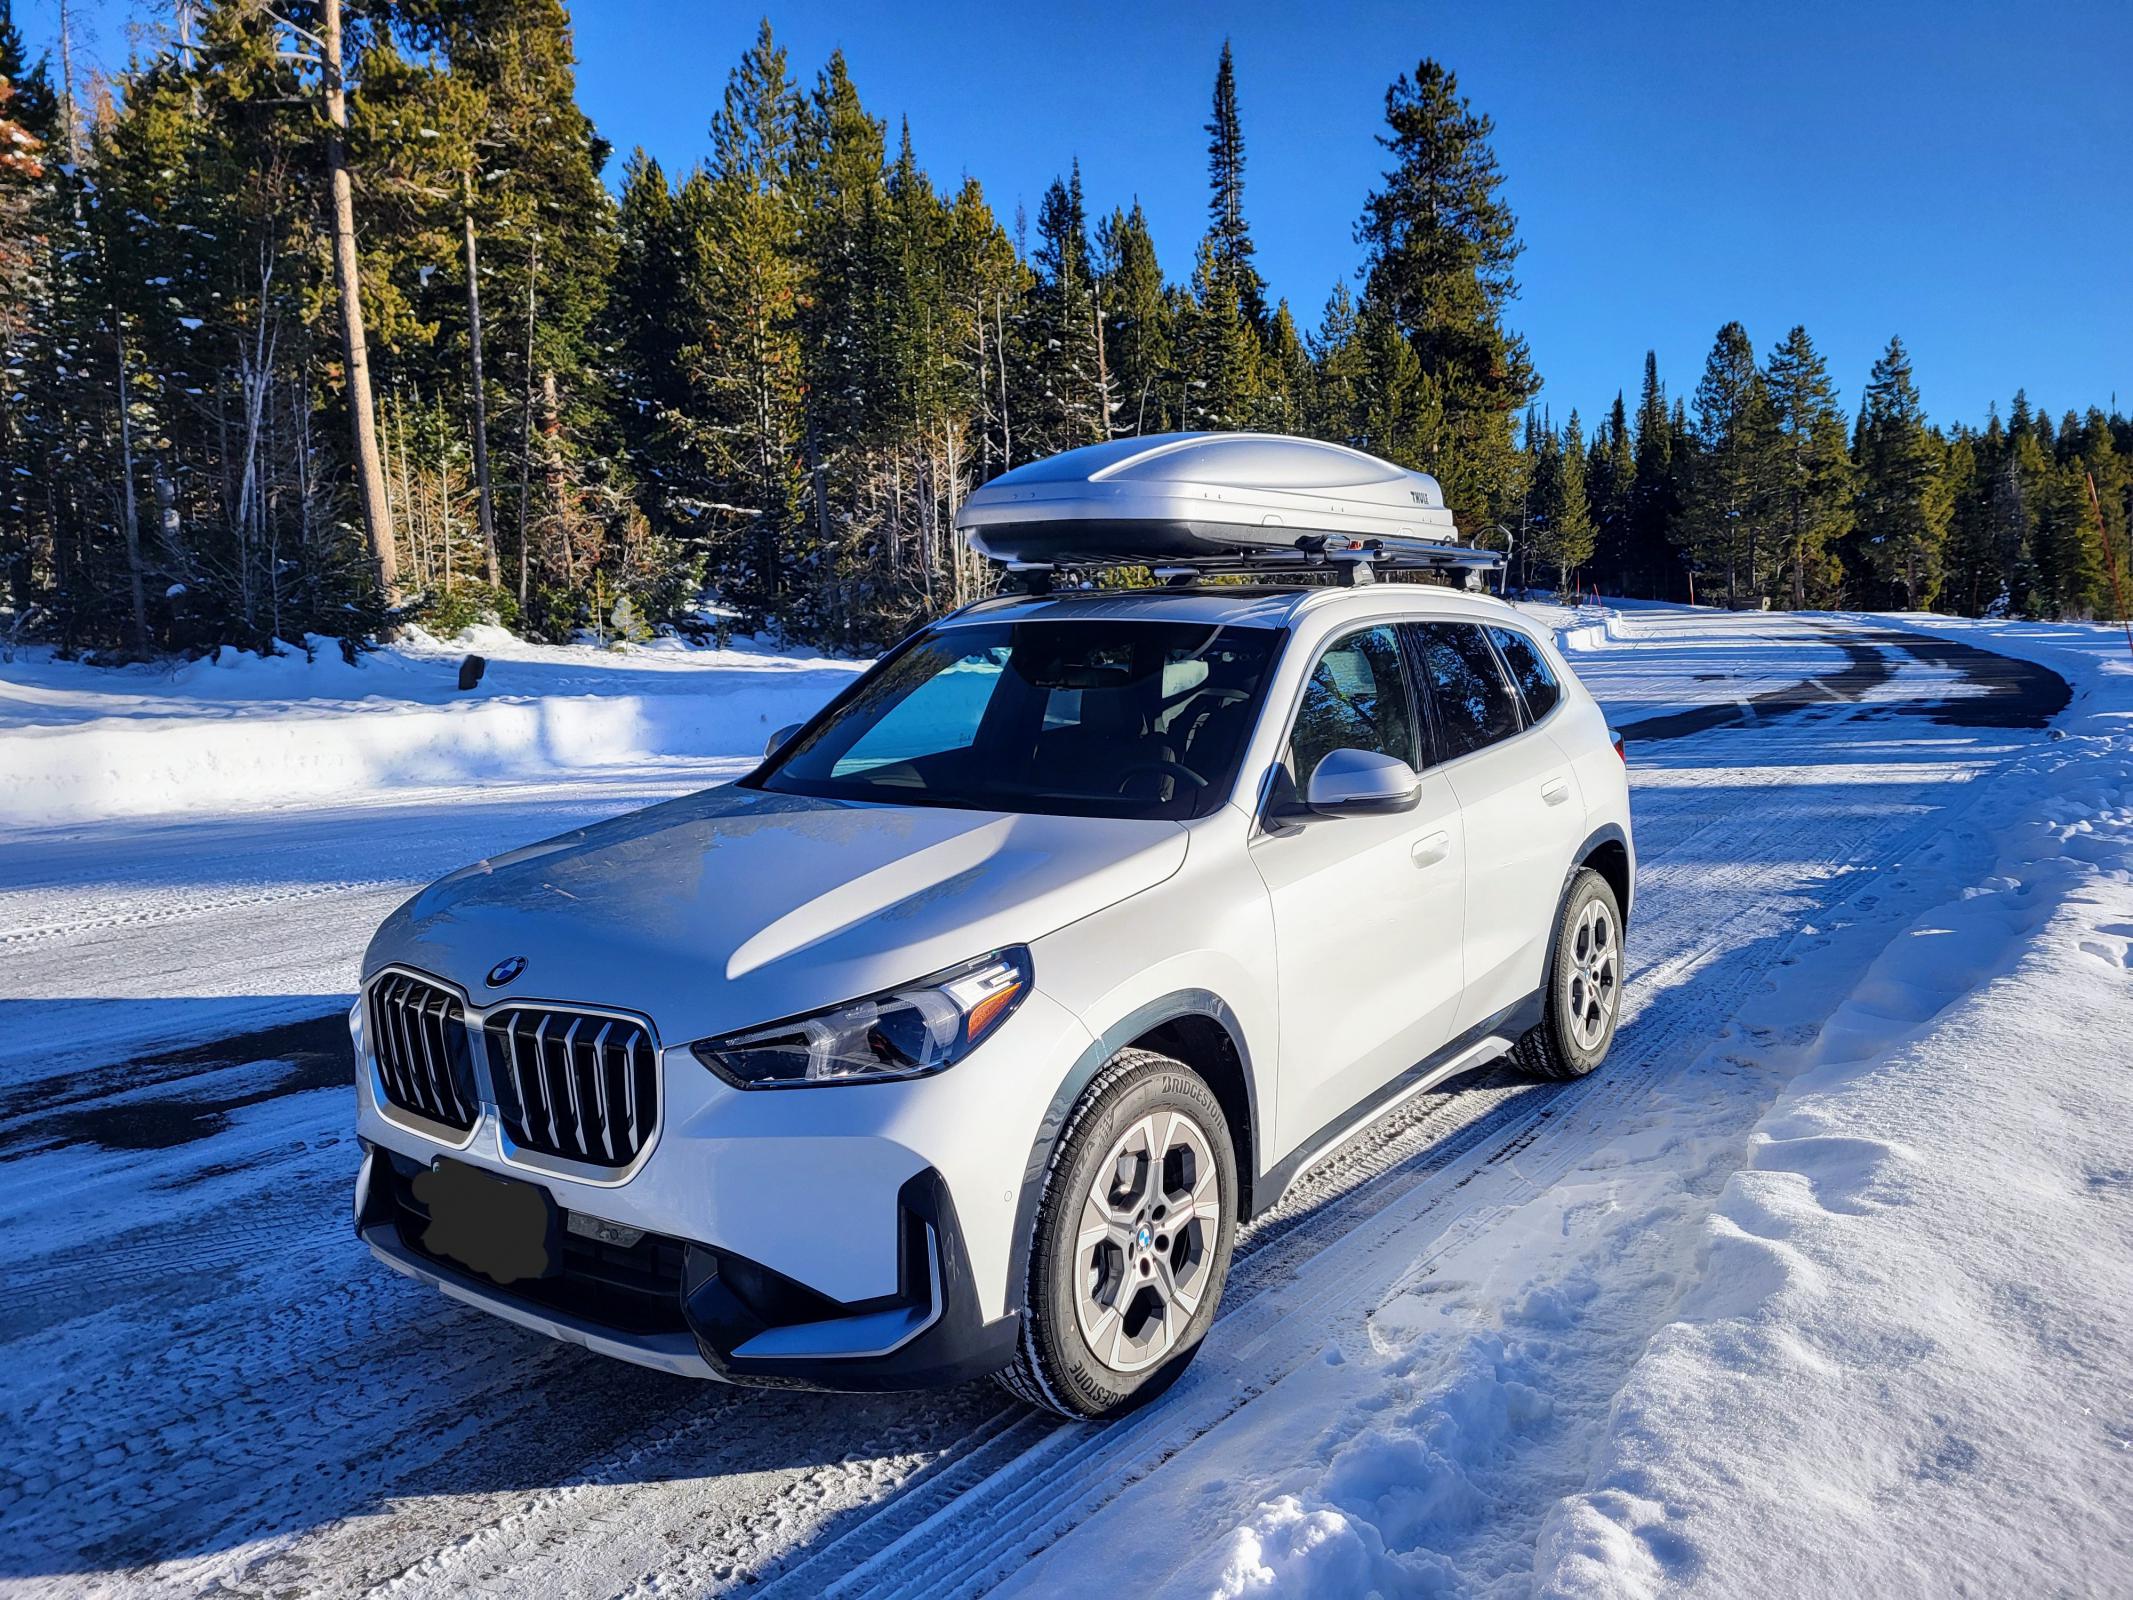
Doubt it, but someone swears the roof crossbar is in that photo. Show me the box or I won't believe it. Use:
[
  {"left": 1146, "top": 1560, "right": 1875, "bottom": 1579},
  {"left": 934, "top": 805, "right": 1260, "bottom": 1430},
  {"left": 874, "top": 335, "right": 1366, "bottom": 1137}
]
[{"left": 997, "top": 533, "right": 1505, "bottom": 594}]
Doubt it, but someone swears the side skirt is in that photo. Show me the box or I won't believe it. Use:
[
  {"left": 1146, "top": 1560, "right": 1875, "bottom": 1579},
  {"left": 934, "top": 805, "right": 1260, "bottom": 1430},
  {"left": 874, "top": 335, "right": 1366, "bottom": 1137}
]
[{"left": 1246, "top": 988, "right": 1544, "bottom": 1220}]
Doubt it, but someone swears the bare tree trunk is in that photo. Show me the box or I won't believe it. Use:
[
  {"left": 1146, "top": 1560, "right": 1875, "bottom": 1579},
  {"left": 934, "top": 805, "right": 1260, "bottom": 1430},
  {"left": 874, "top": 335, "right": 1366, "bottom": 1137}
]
[
  {"left": 1091, "top": 293, "right": 1112, "bottom": 441},
  {"left": 296, "top": 366, "right": 319, "bottom": 617},
  {"left": 995, "top": 298, "right": 1012, "bottom": 470},
  {"left": 515, "top": 235, "right": 539, "bottom": 607},
  {"left": 971, "top": 299, "right": 991, "bottom": 481},
  {"left": 438, "top": 454, "right": 452, "bottom": 590},
  {"left": 539, "top": 369, "right": 575, "bottom": 582},
  {"left": 215, "top": 376, "right": 236, "bottom": 537},
  {"left": 392, "top": 390, "right": 420, "bottom": 586},
  {"left": 808, "top": 416, "right": 830, "bottom": 576},
  {"left": 462, "top": 173, "right": 499, "bottom": 586},
  {"left": 56, "top": 0, "right": 84, "bottom": 165},
  {"left": 110, "top": 317, "right": 150, "bottom": 654},
  {"left": 322, "top": 0, "right": 397, "bottom": 598}
]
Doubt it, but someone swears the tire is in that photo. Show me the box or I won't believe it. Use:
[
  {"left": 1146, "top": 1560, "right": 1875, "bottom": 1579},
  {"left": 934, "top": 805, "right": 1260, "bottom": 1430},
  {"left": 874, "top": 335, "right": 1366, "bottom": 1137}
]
[
  {"left": 1511, "top": 867, "right": 1625, "bottom": 1081},
  {"left": 998, "top": 1048, "right": 1238, "bottom": 1421}
]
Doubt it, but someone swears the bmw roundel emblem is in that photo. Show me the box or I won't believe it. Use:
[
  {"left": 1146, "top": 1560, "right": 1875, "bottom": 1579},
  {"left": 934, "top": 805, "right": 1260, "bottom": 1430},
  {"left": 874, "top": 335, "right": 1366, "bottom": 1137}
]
[{"left": 485, "top": 955, "right": 528, "bottom": 988}]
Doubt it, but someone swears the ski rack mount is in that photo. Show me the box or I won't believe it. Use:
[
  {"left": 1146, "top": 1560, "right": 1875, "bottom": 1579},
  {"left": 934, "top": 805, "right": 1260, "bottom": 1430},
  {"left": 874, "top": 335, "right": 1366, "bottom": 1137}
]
[{"left": 952, "top": 431, "right": 1506, "bottom": 594}]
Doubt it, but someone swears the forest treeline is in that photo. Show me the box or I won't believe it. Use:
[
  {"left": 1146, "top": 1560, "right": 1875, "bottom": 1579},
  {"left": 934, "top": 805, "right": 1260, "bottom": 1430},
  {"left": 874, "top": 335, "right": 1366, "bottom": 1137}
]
[{"left": 0, "top": 1, "right": 2126, "bottom": 661}]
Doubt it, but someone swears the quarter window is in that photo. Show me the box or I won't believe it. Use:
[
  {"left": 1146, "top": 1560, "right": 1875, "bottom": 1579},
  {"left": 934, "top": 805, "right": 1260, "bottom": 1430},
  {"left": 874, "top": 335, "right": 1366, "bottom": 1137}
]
[
  {"left": 1289, "top": 625, "right": 1418, "bottom": 788},
  {"left": 1413, "top": 622, "right": 1521, "bottom": 759},
  {"left": 1488, "top": 627, "right": 1561, "bottom": 721}
]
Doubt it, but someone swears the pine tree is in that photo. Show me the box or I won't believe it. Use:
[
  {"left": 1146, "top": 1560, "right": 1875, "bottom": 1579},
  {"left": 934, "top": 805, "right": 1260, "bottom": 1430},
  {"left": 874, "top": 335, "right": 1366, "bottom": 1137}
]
[
  {"left": 1260, "top": 300, "right": 1315, "bottom": 434},
  {"left": 1307, "top": 282, "right": 1366, "bottom": 444},
  {"left": 797, "top": 51, "right": 890, "bottom": 464},
  {"left": 1679, "top": 323, "right": 1781, "bottom": 606},
  {"left": 0, "top": 5, "right": 52, "bottom": 618},
  {"left": 1854, "top": 336, "right": 1951, "bottom": 609},
  {"left": 2029, "top": 409, "right": 2127, "bottom": 619},
  {"left": 611, "top": 152, "right": 696, "bottom": 535},
  {"left": 1355, "top": 60, "right": 1537, "bottom": 527},
  {"left": 1585, "top": 393, "right": 1636, "bottom": 596},
  {"left": 693, "top": 20, "right": 805, "bottom": 626},
  {"left": 1096, "top": 202, "right": 1170, "bottom": 437},
  {"left": 1763, "top": 324, "right": 1853, "bottom": 609},
  {"left": 1993, "top": 417, "right": 2048, "bottom": 614},
  {"left": 1021, "top": 163, "right": 1110, "bottom": 453},
  {"left": 1351, "top": 304, "right": 1437, "bottom": 471},
  {"left": 1524, "top": 408, "right": 1594, "bottom": 591},
  {"left": 941, "top": 174, "right": 1022, "bottom": 479},
  {"left": 1941, "top": 429, "right": 1996, "bottom": 616},
  {"left": 1176, "top": 236, "right": 1264, "bottom": 430},
  {"left": 1202, "top": 40, "right": 1265, "bottom": 330},
  {"left": 1625, "top": 353, "right": 1683, "bottom": 599},
  {"left": 2075, "top": 411, "right": 2130, "bottom": 619},
  {"left": 397, "top": 0, "right": 619, "bottom": 617},
  {"left": 2031, "top": 458, "right": 2103, "bottom": 619}
]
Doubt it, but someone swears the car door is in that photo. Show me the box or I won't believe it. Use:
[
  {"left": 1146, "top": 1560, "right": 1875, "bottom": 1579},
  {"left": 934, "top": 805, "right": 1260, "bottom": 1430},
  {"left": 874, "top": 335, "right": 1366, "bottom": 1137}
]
[
  {"left": 1249, "top": 623, "right": 1468, "bottom": 1160},
  {"left": 1407, "top": 620, "right": 1584, "bottom": 1032}
]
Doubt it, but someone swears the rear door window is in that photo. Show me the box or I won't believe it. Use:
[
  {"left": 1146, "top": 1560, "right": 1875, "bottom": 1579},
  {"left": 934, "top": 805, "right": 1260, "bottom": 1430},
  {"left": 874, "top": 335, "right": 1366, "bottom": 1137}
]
[
  {"left": 1411, "top": 622, "right": 1521, "bottom": 759},
  {"left": 1488, "top": 627, "right": 1561, "bottom": 722}
]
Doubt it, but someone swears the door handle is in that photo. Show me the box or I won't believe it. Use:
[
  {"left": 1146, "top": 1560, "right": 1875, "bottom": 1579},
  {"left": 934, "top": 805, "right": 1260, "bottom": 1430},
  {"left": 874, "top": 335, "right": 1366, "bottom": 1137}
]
[
  {"left": 1541, "top": 777, "right": 1571, "bottom": 806},
  {"left": 1411, "top": 831, "right": 1450, "bottom": 867}
]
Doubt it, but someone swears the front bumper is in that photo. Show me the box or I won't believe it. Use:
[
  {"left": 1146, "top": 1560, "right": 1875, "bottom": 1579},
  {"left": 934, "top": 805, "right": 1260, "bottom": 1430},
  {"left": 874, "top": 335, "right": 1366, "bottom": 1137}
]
[
  {"left": 356, "top": 1141, "right": 1020, "bottom": 1389},
  {"left": 350, "top": 976, "right": 1087, "bottom": 1389}
]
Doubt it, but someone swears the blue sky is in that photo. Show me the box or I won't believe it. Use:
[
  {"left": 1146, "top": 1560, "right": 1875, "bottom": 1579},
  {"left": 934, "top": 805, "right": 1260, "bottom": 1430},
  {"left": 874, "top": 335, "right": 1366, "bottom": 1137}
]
[{"left": 22, "top": 0, "right": 2131, "bottom": 430}]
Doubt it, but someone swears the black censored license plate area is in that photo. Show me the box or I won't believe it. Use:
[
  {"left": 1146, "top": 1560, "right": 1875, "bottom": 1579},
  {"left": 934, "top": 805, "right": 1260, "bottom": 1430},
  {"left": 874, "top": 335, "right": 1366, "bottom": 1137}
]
[{"left": 412, "top": 1158, "right": 558, "bottom": 1284}]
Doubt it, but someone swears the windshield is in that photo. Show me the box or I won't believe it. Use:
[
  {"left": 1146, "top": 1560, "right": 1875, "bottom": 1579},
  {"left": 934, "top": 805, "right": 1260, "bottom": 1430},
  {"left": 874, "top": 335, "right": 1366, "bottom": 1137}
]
[{"left": 752, "top": 619, "right": 1283, "bottom": 820}]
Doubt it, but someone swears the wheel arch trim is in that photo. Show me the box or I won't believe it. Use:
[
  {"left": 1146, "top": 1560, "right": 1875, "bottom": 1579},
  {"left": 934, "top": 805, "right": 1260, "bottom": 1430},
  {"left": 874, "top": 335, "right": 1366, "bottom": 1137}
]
[
  {"left": 1545, "top": 826, "right": 1633, "bottom": 1020},
  {"left": 1572, "top": 821, "right": 1634, "bottom": 925},
  {"left": 1003, "top": 989, "right": 1259, "bottom": 1315}
]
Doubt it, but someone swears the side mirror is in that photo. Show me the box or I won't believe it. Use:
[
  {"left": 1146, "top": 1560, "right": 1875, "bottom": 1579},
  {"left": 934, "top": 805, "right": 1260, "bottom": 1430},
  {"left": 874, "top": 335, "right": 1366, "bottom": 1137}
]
[
  {"left": 764, "top": 722, "right": 804, "bottom": 760},
  {"left": 1304, "top": 748, "right": 1423, "bottom": 815}
]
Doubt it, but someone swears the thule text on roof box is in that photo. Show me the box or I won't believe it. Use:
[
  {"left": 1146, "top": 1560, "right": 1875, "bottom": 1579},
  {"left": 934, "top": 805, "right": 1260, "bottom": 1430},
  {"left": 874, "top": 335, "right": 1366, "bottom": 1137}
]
[{"left": 953, "top": 432, "right": 1505, "bottom": 587}]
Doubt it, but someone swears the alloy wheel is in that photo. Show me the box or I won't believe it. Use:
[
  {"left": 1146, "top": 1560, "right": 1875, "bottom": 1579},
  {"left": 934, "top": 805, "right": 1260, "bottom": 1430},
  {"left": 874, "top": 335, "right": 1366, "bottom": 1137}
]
[
  {"left": 1072, "top": 1110, "right": 1222, "bottom": 1374},
  {"left": 1565, "top": 896, "right": 1620, "bottom": 1052}
]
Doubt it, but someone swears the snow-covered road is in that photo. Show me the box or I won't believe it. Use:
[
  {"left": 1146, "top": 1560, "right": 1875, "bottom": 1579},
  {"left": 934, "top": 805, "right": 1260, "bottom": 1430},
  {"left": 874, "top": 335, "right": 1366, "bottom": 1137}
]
[{"left": 4, "top": 609, "right": 2126, "bottom": 1598}]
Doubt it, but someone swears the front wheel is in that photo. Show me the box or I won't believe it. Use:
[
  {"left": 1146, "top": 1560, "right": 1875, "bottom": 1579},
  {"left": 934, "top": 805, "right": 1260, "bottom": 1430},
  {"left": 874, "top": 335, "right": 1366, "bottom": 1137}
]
[
  {"left": 998, "top": 1048, "right": 1238, "bottom": 1420},
  {"left": 1512, "top": 867, "right": 1625, "bottom": 1081}
]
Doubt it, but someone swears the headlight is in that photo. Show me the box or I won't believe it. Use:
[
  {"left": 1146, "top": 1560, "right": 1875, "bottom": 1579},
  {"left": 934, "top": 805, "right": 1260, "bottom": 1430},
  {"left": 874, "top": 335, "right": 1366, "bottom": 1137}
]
[{"left": 690, "top": 948, "right": 1031, "bottom": 1089}]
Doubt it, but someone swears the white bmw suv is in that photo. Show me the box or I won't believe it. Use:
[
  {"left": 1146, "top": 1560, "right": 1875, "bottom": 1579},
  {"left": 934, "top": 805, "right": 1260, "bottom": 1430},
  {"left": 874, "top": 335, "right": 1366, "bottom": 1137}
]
[{"left": 353, "top": 467, "right": 1632, "bottom": 1422}]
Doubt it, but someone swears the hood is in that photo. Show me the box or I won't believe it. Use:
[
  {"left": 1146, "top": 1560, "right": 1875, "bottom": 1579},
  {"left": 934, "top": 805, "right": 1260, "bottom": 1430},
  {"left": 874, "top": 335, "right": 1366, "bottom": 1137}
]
[{"left": 363, "top": 784, "right": 1187, "bottom": 1044}]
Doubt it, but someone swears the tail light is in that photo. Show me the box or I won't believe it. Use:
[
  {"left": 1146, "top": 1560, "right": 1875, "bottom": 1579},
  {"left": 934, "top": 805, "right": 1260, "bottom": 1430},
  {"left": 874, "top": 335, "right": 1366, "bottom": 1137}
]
[{"left": 1609, "top": 727, "right": 1625, "bottom": 763}]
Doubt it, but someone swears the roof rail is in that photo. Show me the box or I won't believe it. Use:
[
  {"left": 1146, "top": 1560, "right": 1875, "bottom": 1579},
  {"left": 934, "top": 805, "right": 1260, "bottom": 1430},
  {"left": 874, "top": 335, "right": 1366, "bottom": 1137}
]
[{"left": 996, "top": 533, "right": 1504, "bottom": 595}]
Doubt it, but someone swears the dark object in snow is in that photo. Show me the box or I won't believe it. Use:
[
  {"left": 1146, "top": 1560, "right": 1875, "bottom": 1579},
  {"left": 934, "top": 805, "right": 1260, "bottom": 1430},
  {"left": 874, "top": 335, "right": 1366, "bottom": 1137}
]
[{"left": 458, "top": 654, "right": 487, "bottom": 692}]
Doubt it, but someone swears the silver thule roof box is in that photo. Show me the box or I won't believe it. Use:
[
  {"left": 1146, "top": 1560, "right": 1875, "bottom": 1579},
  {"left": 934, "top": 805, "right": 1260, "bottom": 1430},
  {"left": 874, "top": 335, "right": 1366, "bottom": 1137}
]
[{"left": 954, "top": 432, "right": 1503, "bottom": 589}]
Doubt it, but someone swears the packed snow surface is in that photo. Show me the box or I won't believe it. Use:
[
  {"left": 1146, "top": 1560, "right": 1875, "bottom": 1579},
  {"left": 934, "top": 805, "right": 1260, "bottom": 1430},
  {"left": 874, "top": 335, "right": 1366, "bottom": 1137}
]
[{"left": 1, "top": 603, "right": 2127, "bottom": 1597}]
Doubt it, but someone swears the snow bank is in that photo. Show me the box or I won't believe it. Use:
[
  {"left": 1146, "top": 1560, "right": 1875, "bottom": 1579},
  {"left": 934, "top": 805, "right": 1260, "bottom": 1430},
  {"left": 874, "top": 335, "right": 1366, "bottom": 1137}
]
[
  {"left": 0, "top": 631, "right": 863, "bottom": 825},
  {"left": 1536, "top": 686, "right": 2133, "bottom": 1597}
]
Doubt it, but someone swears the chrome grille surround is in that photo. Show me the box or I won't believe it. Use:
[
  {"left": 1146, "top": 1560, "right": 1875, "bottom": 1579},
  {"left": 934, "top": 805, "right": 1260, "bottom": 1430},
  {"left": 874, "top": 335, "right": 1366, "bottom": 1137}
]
[
  {"left": 359, "top": 967, "right": 662, "bottom": 1186},
  {"left": 484, "top": 1004, "right": 661, "bottom": 1179},
  {"left": 366, "top": 970, "right": 479, "bottom": 1143}
]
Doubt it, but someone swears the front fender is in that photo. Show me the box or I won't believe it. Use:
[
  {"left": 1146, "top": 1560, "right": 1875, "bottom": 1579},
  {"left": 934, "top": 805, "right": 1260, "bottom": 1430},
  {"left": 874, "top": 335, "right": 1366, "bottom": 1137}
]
[{"left": 999, "top": 987, "right": 1261, "bottom": 1317}]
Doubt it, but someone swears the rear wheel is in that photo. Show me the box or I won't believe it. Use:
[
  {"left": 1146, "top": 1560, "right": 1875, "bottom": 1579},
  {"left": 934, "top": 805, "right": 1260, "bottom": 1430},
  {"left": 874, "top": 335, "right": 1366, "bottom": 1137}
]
[
  {"left": 999, "top": 1049, "right": 1237, "bottom": 1420},
  {"left": 1512, "top": 868, "right": 1624, "bottom": 1081}
]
